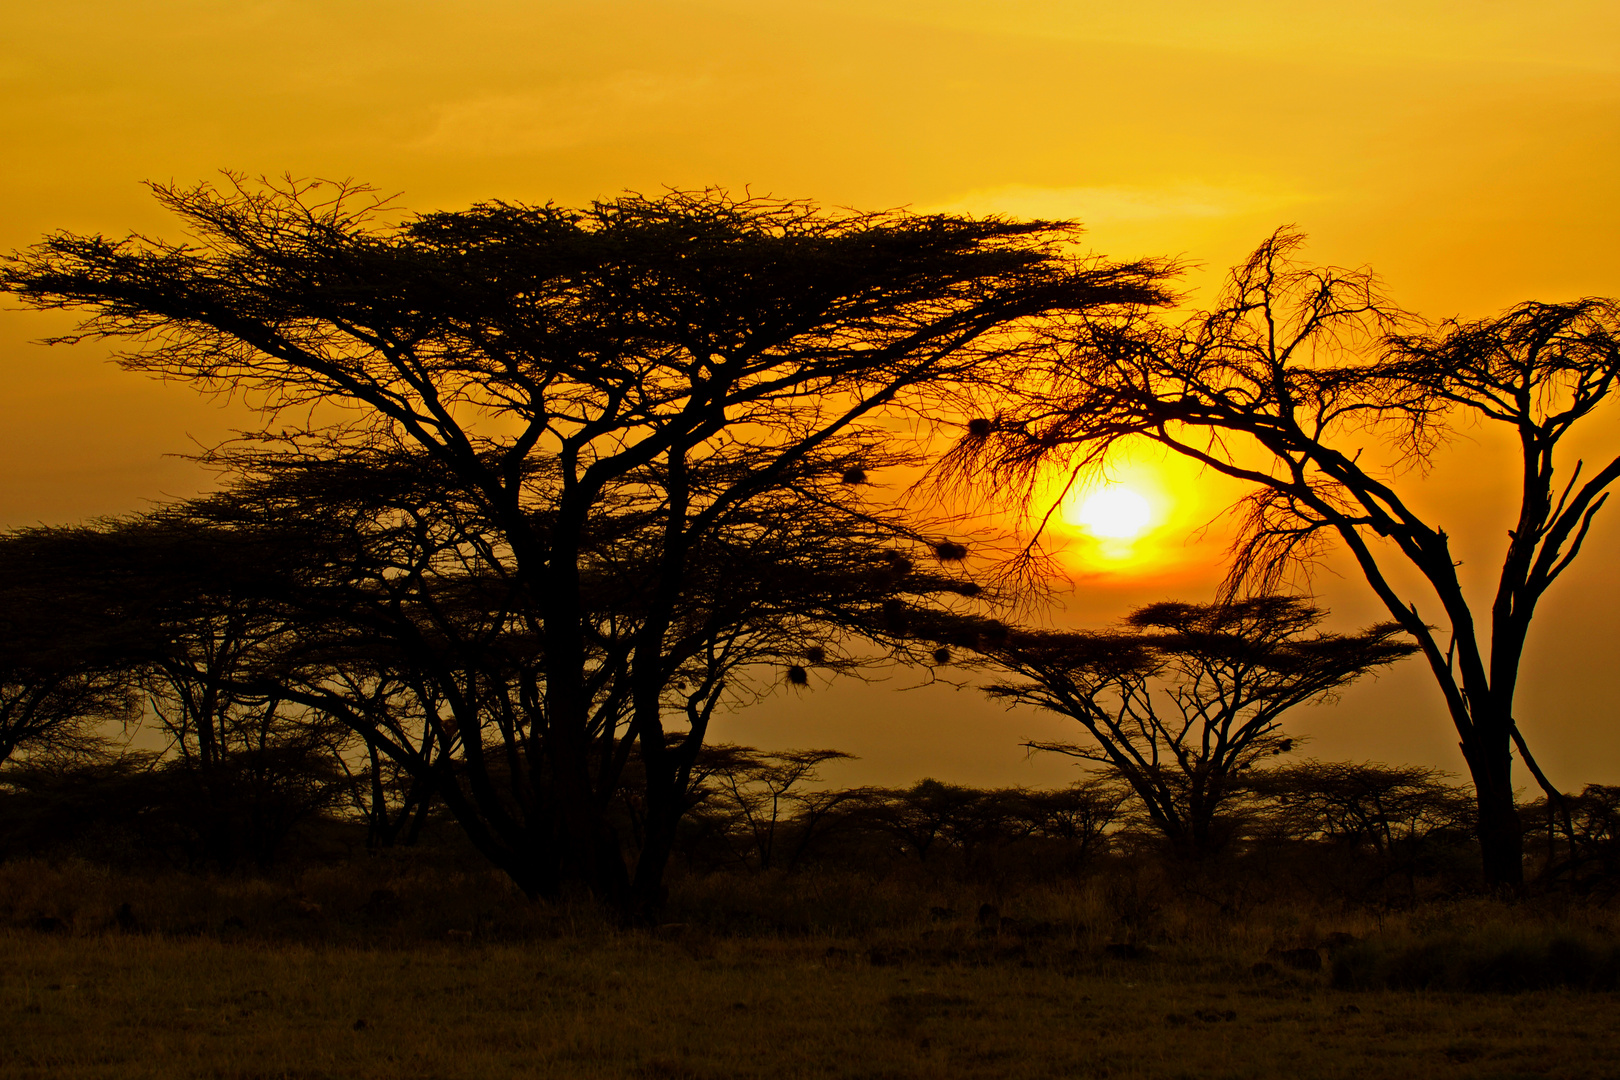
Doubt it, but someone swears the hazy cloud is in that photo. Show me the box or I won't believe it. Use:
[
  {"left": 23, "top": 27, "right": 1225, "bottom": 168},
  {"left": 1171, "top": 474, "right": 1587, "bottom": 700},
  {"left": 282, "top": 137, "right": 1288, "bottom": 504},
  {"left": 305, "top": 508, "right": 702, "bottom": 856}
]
[
  {"left": 927, "top": 182, "right": 1315, "bottom": 227},
  {"left": 777, "top": 0, "right": 1620, "bottom": 73},
  {"left": 412, "top": 70, "right": 716, "bottom": 155}
]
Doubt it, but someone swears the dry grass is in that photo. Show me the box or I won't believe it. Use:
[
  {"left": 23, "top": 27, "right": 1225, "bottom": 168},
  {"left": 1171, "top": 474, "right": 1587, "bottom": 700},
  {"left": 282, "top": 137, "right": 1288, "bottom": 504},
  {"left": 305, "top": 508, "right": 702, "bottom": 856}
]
[
  {"left": 2, "top": 859, "right": 1618, "bottom": 1077},
  {"left": 2, "top": 924, "right": 1618, "bottom": 1078}
]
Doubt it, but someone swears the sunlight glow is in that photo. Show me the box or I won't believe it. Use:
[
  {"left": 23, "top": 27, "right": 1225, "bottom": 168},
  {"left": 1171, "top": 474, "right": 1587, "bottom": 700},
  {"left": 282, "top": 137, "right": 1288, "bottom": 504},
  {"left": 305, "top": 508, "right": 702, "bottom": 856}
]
[
  {"left": 1071, "top": 486, "right": 1153, "bottom": 540},
  {"left": 1035, "top": 448, "right": 1230, "bottom": 577}
]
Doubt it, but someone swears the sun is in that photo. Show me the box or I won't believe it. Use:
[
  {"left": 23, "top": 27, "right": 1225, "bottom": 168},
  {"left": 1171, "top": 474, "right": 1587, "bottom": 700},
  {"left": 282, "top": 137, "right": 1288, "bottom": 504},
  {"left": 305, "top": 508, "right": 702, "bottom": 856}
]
[
  {"left": 1070, "top": 486, "right": 1153, "bottom": 541},
  {"left": 1041, "top": 454, "right": 1190, "bottom": 569}
]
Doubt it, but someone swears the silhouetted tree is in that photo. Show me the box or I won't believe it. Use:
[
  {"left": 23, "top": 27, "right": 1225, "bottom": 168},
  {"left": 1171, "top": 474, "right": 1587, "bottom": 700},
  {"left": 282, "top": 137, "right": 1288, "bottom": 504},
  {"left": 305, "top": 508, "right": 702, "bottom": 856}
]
[
  {"left": 1017, "top": 779, "right": 1132, "bottom": 862},
  {"left": 976, "top": 597, "right": 1416, "bottom": 857},
  {"left": 1519, "top": 783, "right": 1620, "bottom": 892},
  {"left": 868, "top": 778, "right": 989, "bottom": 861},
  {"left": 954, "top": 229, "right": 1620, "bottom": 885},
  {"left": 1, "top": 518, "right": 356, "bottom": 868},
  {"left": 682, "top": 744, "right": 860, "bottom": 872},
  {"left": 3, "top": 177, "right": 1173, "bottom": 906},
  {"left": 846, "top": 777, "right": 1127, "bottom": 873},
  {"left": 1564, "top": 786, "right": 1620, "bottom": 892},
  {"left": 1241, "top": 760, "right": 1477, "bottom": 896},
  {"left": 1246, "top": 760, "right": 1473, "bottom": 855},
  {"left": 0, "top": 751, "right": 174, "bottom": 865},
  {"left": 0, "top": 530, "right": 138, "bottom": 768}
]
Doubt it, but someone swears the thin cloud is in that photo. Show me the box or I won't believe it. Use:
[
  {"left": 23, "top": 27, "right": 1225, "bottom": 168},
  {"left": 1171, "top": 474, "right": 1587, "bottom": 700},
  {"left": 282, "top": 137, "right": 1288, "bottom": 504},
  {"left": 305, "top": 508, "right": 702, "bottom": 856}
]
[
  {"left": 926, "top": 182, "right": 1315, "bottom": 228},
  {"left": 412, "top": 71, "right": 717, "bottom": 156}
]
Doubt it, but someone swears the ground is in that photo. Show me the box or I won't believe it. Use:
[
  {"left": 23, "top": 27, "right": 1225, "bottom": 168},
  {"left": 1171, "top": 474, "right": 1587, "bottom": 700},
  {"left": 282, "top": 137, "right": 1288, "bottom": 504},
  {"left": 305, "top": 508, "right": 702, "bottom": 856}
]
[{"left": 4, "top": 930, "right": 1616, "bottom": 1080}]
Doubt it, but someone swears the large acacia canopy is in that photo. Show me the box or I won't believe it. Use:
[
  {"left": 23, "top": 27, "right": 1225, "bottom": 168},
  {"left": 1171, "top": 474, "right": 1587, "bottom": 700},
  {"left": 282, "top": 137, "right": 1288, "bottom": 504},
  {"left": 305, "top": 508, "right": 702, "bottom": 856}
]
[{"left": 1, "top": 178, "right": 1175, "bottom": 902}]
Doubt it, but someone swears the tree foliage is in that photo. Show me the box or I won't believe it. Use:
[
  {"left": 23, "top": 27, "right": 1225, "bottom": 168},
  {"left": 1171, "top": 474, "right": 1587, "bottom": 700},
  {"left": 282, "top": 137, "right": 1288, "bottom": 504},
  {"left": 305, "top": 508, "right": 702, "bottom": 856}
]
[
  {"left": 1247, "top": 760, "right": 1473, "bottom": 855},
  {"left": 681, "top": 744, "right": 864, "bottom": 873}
]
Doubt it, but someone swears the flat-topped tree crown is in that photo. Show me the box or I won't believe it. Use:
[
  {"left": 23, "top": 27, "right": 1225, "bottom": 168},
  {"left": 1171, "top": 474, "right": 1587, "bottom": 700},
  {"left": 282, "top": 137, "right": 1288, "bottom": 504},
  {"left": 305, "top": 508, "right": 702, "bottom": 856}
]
[
  {"left": 1, "top": 176, "right": 1176, "bottom": 906},
  {"left": 983, "top": 596, "right": 1417, "bottom": 858}
]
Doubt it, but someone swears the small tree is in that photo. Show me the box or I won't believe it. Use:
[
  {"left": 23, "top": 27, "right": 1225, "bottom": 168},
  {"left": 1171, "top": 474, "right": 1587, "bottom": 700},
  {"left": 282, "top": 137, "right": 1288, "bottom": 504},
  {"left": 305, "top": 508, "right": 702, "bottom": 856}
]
[
  {"left": 869, "top": 778, "right": 996, "bottom": 862},
  {"left": 854, "top": 778, "right": 1127, "bottom": 872},
  {"left": 957, "top": 229, "right": 1620, "bottom": 885},
  {"left": 0, "top": 530, "right": 137, "bottom": 769},
  {"left": 684, "top": 744, "right": 861, "bottom": 872},
  {"left": 1246, "top": 760, "right": 1474, "bottom": 856},
  {"left": 2, "top": 519, "right": 355, "bottom": 868},
  {"left": 1018, "top": 780, "right": 1131, "bottom": 865},
  {"left": 976, "top": 597, "right": 1416, "bottom": 857}
]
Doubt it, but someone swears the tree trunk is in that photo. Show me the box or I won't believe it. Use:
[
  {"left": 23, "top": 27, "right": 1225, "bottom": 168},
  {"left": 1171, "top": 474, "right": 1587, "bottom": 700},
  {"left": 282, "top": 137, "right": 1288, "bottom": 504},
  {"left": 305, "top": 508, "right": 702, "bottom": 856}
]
[
  {"left": 631, "top": 822, "right": 677, "bottom": 920},
  {"left": 1463, "top": 725, "right": 1525, "bottom": 890},
  {"left": 1476, "top": 784, "right": 1525, "bottom": 890},
  {"left": 624, "top": 746, "right": 688, "bottom": 919}
]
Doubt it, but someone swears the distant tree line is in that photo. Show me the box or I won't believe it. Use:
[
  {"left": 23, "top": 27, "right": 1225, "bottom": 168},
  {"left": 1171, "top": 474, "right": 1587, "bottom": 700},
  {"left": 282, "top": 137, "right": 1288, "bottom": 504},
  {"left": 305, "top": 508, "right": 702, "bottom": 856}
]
[{"left": 7, "top": 724, "right": 1618, "bottom": 900}]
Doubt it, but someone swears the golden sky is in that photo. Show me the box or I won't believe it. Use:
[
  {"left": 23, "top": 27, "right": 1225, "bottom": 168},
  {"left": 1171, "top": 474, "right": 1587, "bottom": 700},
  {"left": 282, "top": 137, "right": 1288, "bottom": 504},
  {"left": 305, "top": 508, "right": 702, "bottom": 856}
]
[{"left": 4, "top": 0, "right": 1619, "bottom": 787}]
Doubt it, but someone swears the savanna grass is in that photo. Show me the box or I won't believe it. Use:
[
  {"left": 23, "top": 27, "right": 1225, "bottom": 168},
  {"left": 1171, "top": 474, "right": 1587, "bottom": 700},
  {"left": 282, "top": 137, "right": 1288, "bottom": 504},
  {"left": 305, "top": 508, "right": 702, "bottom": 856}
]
[
  {"left": 2, "top": 860, "right": 1618, "bottom": 1077},
  {"left": 5, "top": 926, "right": 1620, "bottom": 1079}
]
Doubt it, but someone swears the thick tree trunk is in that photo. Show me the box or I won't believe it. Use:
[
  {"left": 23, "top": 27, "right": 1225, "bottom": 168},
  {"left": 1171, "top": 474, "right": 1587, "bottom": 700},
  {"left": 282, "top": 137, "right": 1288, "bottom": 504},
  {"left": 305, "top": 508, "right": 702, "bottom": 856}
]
[
  {"left": 630, "top": 824, "right": 677, "bottom": 920},
  {"left": 617, "top": 741, "right": 683, "bottom": 919},
  {"left": 580, "top": 823, "right": 631, "bottom": 907},
  {"left": 1475, "top": 781, "right": 1525, "bottom": 890},
  {"left": 1462, "top": 724, "right": 1525, "bottom": 890}
]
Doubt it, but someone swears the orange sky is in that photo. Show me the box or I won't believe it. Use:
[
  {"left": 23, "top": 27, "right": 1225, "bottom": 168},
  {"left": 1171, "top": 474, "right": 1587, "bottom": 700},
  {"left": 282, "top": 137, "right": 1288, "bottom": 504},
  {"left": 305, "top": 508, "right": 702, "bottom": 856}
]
[{"left": 4, "top": 0, "right": 1619, "bottom": 789}]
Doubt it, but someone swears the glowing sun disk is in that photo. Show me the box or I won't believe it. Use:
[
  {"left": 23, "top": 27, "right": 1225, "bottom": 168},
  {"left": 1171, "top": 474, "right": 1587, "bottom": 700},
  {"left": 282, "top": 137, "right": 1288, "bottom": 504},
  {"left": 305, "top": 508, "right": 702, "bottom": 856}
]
[{"left": 1074, "top": 487, "right": 1152, "bottom": 540}]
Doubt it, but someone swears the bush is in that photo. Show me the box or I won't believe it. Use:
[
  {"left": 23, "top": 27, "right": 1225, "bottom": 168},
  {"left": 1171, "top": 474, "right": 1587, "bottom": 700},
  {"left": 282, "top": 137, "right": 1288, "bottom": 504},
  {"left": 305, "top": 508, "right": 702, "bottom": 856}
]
[{"left": 1332, "top": 929, "right": 1620, "bottom": 992}]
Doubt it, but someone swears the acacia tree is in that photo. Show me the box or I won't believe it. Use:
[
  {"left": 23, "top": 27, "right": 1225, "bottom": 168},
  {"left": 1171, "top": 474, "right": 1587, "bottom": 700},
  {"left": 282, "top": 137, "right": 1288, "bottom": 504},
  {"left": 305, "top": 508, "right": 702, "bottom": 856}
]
[
  {"left": 973, "top": 597, "right": 1415, "bottom": 856},
  {"left": 0, "top": 530, "right": 135, "bottom": 768},
  {"left": 0, "top": 519, "right": 357, "bottom": 867},
  {"left": 684, "top": 745, "right": 862, "bottom": 872},
  {"left": 2, "top": 178, "right": 1172, "bottom": 904},
  {"left": 1246, "top": 760, "right": 1473, "bottom": 857},
  {"left": 954, "top": 228, "right": 1620, "bottom": 885}
]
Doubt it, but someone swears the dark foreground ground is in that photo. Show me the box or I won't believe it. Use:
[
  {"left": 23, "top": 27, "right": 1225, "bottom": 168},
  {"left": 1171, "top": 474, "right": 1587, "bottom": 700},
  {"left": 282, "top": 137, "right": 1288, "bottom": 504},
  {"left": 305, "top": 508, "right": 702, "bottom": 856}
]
[
  {"left": 5, "top": 928, "right": 1619, "bottom": 1080},
  {"left": 3, "top": 856, "right": 1619, "bottom": 1079}
]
